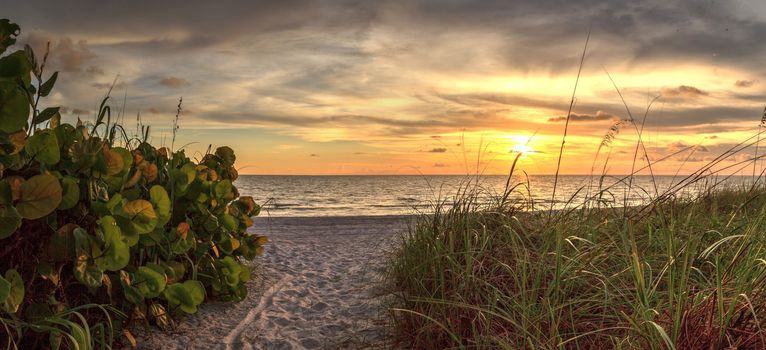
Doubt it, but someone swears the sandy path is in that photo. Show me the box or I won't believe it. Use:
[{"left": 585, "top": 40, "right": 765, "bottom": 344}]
[{"left": 137, "top": 215, "right": 411, "bottom": 350}]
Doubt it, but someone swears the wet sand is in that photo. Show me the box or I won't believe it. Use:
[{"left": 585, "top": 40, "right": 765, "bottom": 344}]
[{"left": 137, "top": 215, "right": 412, "bottom": 350}]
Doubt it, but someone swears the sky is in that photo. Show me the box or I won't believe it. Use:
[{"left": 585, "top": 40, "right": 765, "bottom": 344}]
[{"left": 6, "top": 0, "right": 766, "bottom": 175}]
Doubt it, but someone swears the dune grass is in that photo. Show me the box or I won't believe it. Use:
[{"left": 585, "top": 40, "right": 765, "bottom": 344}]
[
  {"left": 385, "top": 174, "right": 766, "bottom": 349},
  {"left": 385, "top": 79, "right": 766, "bottom": 348}
]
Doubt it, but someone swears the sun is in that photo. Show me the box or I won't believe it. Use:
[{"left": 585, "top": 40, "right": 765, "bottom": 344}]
[
  {"left": 507, "top": 134, "right": 535, "bottom": 154},
  {"left": 511, "top": 143, "right": 534, "bottom": 154}
]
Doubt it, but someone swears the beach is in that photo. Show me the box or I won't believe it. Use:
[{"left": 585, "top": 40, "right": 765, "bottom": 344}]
[{"left": 137, "top": 215, "right": 412, "bottom": 350}]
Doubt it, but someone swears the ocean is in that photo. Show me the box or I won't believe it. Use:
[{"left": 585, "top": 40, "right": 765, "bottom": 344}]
[{"left": 234, "top": 175, "right": 750, "bottom": 217}]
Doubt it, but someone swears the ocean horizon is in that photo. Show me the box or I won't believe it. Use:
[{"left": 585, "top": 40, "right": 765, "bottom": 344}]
[{"left": 235, "top": 174, "right": 751, "bottom": 217}]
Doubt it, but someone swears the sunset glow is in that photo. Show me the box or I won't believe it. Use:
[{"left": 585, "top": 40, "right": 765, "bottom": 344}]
[{"left": 8, "top": 0, "right": 766, "bottom": 175}]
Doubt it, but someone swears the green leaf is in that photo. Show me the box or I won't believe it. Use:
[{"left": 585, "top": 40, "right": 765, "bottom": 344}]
[
  {"left": 149, "top": 185, "right": 171, "bottom": 226},
  {"left": 0, "top": 19, "right": 21, "bottom": 55},
  {"left": 118, "top": 199, "right": 158, "bottom": 234},
  {"left": 96, "top": 216, "right": 129, "bottom": 271},
  {"left": 49, "top": 223, "right": 78, "bottom": 262},
  {"left": 0, "top": 274, "right": 9, "bottom": 303},
  {"left": 38, "top": 71, "right": 58, "bottom": 97},
  {"left": 119, "top": 271, "right": 144, "bottom": 305},
  {"left": 58, "top": 176, "right": 79, "bottom": 210},
  {"left": 214, "top": 180, "right": 233, "bottom": 199},
  {"left": 16, "top": 173, "right": 63, "bottom": 219},
  {"left": 32, "top": 106, "right": 60, "bottom": 126},
  {"left": 237, "top": 196, "right": 258, "bottom": 216},
  {"left": 73, "top": 228, "right": 103, "bottom": 288},
  {"left": 164, "top": 261, "right": 186, "bottom": 283},
  {"left": 25, "top": 129, "right": 60, "bottom": 164},
  {"left": 1, "top": 269, "right": 24, "bottom": 313},
  {"left": 172, "top": 162, "right": 197, "bottom": 195},
  {"left": 0, "top": 204, "right": 20, "bottom": 239},
  {"left": 217, "top": 234, "right": 235, "bottom": 255},
  {"left": 219, "top": 214, "right": 238, "bottom": 231},
  {"left": 202, "top": 214, "right": 219, "bottom": 232},
  {"left": 53, "top": 124, "right": 75, "bottom": 149},
  {"left": 216, "top": 256, "right": 244, "bottom": 288},
  {"left": 0, "top": 50, "right": 32, "bottom": 81},
  {"left": 215, "top": 146, "right": 236, "bottom": 167},
  {"left": 134, "top": 266, "right": 166, "bottom": 298},
  {"left": 171, "top": 230, "right": 195, "bottom": 254},
  {"left": 170, "top": 169, "right": 188, "bottom": 194},
  {"left": 112, "top": 147, "right": 133, "bottom": 173},
  {"left": 114, "top": 216, "right": 140, "bottom": 246},
  {"left": 163, "top": 280, "right": 205, "bottom": 314},
  {"left": 0, "top": 179, "right": 11, "bottom": 205},
  {"left": 24, "top": 45, "right": 36, "bottom": 75},
  {"left": 106, "top": 193, "right": 123, "bottom": 213},
  {"left": 0, "top": 79, "right": 30, "bottom": 133}
]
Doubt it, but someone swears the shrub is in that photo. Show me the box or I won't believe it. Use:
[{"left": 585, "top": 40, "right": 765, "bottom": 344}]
[{"left": 0, "top": 19, "right": 267, "bottom": 349}]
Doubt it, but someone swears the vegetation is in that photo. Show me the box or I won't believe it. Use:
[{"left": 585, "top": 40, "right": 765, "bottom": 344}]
[
  {"left": 387, "top": 164, "right": 766, "bottom": 349},
  {"left": 384, "top": 42, "right": 766, "bottom": 350},
  {"left": 0, "top": 19, "right": 266, "bottom": 349}
]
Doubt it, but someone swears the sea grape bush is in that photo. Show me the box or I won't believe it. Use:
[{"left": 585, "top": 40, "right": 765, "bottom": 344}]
[{"left": 0, "top": 19, "right": 266, "bottom": 348}]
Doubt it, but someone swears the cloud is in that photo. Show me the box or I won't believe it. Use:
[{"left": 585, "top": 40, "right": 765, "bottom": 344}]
[
  {"left": 427, "top": 148, "right": 447, "bottom": 153},
  {"left": 59, "top": 107, "right": 89, "bottom": 115},
  {"left": 309, "top": 153, "right": 319, "bottom": 157},
  {"left": 159, "top": 77, "right": 190, "bottom": 88},
  {"left": 660, "top": 85, "right": 709, "bottom": 99},
  {"left": 433, "top": 163, "right": 446, "bottom": 167},
  {"left": 23, "top": 33, "right": 101, "bottom": 75},
  {"left": 7, "top": 0, "right": 766, "bottom": 162},
  {"left": 665, "top": 141, "right": 710, "bottom": 154},
  {"left": 735, "top": 80, "right": 755, "bottom": 88},
  {"left": 91, "top": 81, "right": 127, "bottom": 90},
  {"left": 548, "top": 111, "right": 618, "bottom": 123}
]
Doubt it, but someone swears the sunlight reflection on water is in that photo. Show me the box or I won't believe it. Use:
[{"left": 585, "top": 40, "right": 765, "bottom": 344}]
[{"left": 234, "top": 175, "right": 750, "bottom": 217}]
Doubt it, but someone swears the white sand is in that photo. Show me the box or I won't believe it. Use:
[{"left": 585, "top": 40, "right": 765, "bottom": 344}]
[{"left": 137, "top": 215, "right": 411, "bottom": 350}]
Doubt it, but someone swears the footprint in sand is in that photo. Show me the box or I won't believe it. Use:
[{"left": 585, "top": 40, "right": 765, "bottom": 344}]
[{"left": 136, "top": 216, "right": 410, "bottom": 350}]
